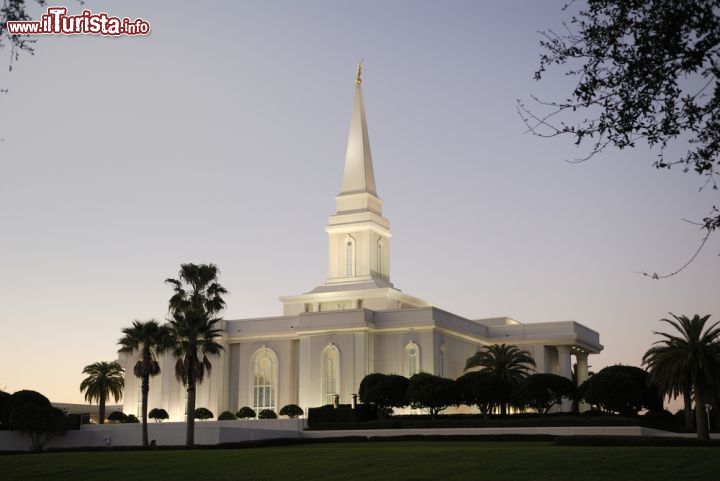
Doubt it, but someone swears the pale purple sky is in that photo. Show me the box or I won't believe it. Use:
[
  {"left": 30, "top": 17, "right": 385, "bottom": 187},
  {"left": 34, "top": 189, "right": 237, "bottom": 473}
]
[{"left": 0, "top": 0, "right": 718, "bottom": 404}]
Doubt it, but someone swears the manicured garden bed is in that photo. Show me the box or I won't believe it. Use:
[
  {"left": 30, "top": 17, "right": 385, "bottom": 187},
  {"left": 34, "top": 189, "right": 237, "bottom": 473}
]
[{"left": 307, "top": 413, "right": 689, "bottom": 433}]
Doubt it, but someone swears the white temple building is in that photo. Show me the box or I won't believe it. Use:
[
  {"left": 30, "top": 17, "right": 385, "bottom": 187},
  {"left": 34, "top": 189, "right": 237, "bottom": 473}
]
[{"left": 120, "top": 69, "right": 603, "bottom": 420}]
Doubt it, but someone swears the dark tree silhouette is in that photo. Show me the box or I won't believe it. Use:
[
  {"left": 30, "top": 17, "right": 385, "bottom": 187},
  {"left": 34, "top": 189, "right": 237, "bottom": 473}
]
[
  {"left": 520, "top": 0, "right": 720, "bottom": 277},
  {"left": 148, "top": 408, "right": 169, "bottom": 422},
  {"left": 643, "top": 314, "right": 720, "bottom": 440},
  {"left": 79, "top": 361, "right": 124, "bottom": 425},
  {"left": 118, "top": 319, "right": 174, "bottom": 447},
  {"left": 406, "top": 373, "right": 458, "bottom": 417},
  {"left": 166, "top": 263, "right": 227, "bottom": 447},
  {"left": 465, "top": 344, "right": 536, "bottom": 415},
  {"left": 359, "top": 373, "right": 409, "bottom": 418},
  {"left": 0, "top": 0, "right": 42, "bottom": 70}
]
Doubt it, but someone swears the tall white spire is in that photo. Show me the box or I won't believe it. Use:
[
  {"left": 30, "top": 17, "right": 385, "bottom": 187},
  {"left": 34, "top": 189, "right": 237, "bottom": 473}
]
[
  {"left": 340, "top": 64, "right": 377, "bottom": 196},
  {"left": 278, "top": 65, "right": 431, "bottom": 315}
]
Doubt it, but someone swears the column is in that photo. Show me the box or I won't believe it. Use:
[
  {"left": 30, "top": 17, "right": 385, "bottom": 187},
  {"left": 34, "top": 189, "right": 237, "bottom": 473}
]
[
  {"left": 556, "top": 346, "right": 572, "bottom": 412},
  {"left": 575, "top": 351, "right": 590, "bottom": 412}
]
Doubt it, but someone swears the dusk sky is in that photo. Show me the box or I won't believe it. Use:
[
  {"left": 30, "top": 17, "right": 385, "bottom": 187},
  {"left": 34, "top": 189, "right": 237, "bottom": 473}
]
[{"left": 0, "top": 0, "right": 718, "bottom": 405}]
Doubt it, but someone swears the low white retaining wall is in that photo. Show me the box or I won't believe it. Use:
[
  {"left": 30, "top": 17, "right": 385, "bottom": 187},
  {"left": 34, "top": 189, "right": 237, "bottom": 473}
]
[
  {"left": 0, "top": 420, "right": 714, "bottom": 452},
  {"left": 0, "top": 419, "right": 305, "bottom": 452}
]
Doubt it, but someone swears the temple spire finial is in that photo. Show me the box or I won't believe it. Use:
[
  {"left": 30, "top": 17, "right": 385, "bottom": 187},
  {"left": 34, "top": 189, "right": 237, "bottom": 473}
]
[{"left": 341, "top": 60, "right": 377, "bottom": 196}]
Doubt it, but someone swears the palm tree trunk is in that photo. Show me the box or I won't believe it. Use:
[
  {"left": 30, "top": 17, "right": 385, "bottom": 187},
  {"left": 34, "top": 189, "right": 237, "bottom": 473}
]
[
  {"left": 683, "top": 384, "right": 694, "bottom": 430},
  {"left": 694, "top": 383, "right": 710, "bottom": 441},
  {"left": 186, "top": 346, "right": 197, "bottom": 447},
  {"left": 186, "top": 380, "right": 196, "bottom": 447},
  {"left": 141, "top": 374, "right": 149, "bottom": 448},
  {"left": 99, "top": 391, "right": 106, "bottom": 425}
]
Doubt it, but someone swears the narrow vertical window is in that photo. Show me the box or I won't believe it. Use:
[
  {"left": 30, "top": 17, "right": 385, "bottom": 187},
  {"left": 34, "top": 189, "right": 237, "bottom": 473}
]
[
  {"left": 405, "top": 342, "right": 420, "bottom": 377},
  {"left": 377, "top": 238, "right": 383, "bottom": 276},
  {"left": 345, "top": 237, "right": 354, "bottom": 277},
  {"left": 322, "top": 345, "right": 340, "bottom": 405},
  {"left": 252, "top": 348, "right": 277, "bottom": 414}
]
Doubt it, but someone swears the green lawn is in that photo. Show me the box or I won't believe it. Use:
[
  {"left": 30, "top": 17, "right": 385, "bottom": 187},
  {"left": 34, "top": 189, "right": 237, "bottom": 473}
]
[{"left": 1, "top": 441, "right": 718, "bottom": 481}]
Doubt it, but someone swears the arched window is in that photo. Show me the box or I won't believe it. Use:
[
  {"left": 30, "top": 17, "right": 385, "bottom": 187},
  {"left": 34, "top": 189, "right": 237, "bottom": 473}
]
[
  {"left": 345, "top": 236, "right": 355, "bottom": 277},
  {"left": 376, "top": 238, "right": 383, "bottom": 276},
  {"left": 251, "top": 347, "right": 278, "bottom": 414},
  {"left": 322, "top": 345, "right": 340, "bottom": 405},
  {"left": 404, "top": 342, "right": 420, "bottom": 377}
]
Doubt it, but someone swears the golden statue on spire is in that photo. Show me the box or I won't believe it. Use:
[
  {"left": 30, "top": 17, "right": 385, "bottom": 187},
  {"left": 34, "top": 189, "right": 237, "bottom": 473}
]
[{"left": 356, "top": 60, "right": 363, "bottom": 85}]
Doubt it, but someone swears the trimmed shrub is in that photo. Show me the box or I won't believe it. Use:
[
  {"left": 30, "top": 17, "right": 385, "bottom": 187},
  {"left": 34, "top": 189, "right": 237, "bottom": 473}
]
[
  {"left": 236, "top": 407, "right": 256, "bottom": 419},
  {"left": 9, "top": 403, "right": 67, "bottom": 451},
  {"left": 307, "top": 404, "right": 379, "bottom": 427},
  {"left": 456, "top": 371, "right": 510, "bottom": 419},
  {"left": 279, "top": 404, "right": 304, "bottom": 419},
  {"left": 5, "top": 390, "right": 51, "bottom": 426},
  {"left": 0, "top": 391, "right": 11, "bottom": 425},
  {"left": 258, "top": 409, "right": 277, "bottom": 419},
  {"left": 148, "top": 408, "right": 169, "bottom": 422},
  {"left": 513, "top": 373, "right": 577, "bottom": 415},
  {"left": 194, "top": 407, "right": 214, "bottom": 420},
  {"left": 580, "top": 365, "right": 660, "bottom": 416},
  {"left": 107, "top": 411, "right": 128, "bottom": 423},
  {"left": 406, "top": 373, "right": 458, "bottom": 417},
  {"left": 218, "top": 411, "right": 237, "bottom": 421},
  {"left": 359, "top": 373, "right": 409, "bottom": 417},
  {"left": 126, "top": 414, "right": 140, "bottom": 423}
]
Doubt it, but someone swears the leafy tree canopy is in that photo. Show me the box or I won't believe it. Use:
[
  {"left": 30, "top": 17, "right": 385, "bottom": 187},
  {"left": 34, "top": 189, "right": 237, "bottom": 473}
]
[
  {"left": 513, "top": 373, "right": 577, "bottom": 415},
  {"left": 406, "top": 373, "right": 458, "bottom": 417},
  {"left": 522, "top": 0, "right": 720, "bottom": 275},
  {"left": 9, "top": 404, "right": 66, "bottom": 451},
  {"left": 359, "top": 373, "right": 409, "bottom": 417},
  {"left": 456, "top": 371, "right": 511, "bottom": 418},
  {"left": 580, "top": 365, "right": 660, "bottom": 415}
]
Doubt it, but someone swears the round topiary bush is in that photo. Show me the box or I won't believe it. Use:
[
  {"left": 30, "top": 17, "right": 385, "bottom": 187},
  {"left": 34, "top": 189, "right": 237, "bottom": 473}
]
[
  {"left": 4, "top": 390, "right": 52, "bottom": 424},
  {"left": 126, "top": 414, "right": 140, "bottom": 423},
  {"left": 236, "top": 406, "right": 256, "bottom": 419},
  {"left": 194, "top": 407, "right": 214, "bottom": 420},
  {"left": 218, "top": 410, "right": 237, "bottom": 421},
  {"left": 258, "top": 409, "right": 277, "bottom": 419},
  {"left": 107, "top": 411, "right": 128, "bottom": 423},
  {"left": 148, "top": 408, "right": 169, "bottom": 422},
  {"left": 279, "top": 404, "right": 304, "bottom": 418}
]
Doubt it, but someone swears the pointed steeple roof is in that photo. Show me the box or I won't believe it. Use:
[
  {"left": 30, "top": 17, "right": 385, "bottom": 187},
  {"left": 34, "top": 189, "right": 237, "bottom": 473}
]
[{"left": 340, "top": 69, "right": 377, "bottom": 196}]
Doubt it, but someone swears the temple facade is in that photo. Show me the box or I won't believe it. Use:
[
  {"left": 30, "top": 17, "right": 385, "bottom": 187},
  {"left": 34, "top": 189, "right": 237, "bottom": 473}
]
[{"left": 119, "top": 70, "right": 602, "bottom": 420}]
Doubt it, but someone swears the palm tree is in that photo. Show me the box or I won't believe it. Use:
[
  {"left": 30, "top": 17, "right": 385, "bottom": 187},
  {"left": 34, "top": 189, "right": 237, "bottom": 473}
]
[
  {"left": 79, "top": 361, "right": 124, "bottom": 424},
  {"left": 642, "top": 313, "right": 720, "bottom": 440},
  {"left": 118, "top": 319, "right": 174, "bottom": 447},
  {"left": 465, "top": 343, "right": 536, "bottom": 415},
  {"left": 166, "top": 263, "right": 227, "bottom": 447}
]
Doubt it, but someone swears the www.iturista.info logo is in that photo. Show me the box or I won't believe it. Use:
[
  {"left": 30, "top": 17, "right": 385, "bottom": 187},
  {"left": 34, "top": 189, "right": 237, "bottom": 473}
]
[{"left": 6, "top": 6, "right": 150, "bottom": 36}]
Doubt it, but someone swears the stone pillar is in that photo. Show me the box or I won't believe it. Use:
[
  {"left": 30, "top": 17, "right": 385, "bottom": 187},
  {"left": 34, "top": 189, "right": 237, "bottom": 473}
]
[
  {"left": 557, "top": 346, "right": 572, "bottom": 412},
  {"left": 575, "top": 351, "right": 590, "bottom": 412}
]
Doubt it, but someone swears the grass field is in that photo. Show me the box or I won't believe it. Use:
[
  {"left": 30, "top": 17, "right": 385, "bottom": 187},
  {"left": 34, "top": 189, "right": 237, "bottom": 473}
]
[{"left": 1, "top": 441, "right": 718, "bottom": 481}]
